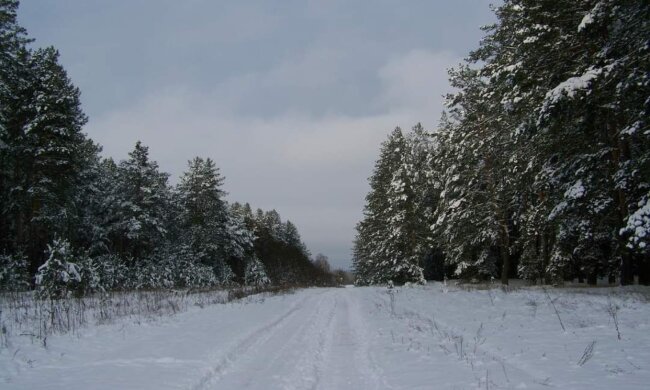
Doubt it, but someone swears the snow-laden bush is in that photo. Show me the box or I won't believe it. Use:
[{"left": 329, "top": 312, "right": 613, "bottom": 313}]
[
  {"left": 76, "top": 255, "right": 103, "bottom": 295},
  {"left": 245, "top": 257, "right": 271, "bottom": 286},
  {"left": 622, "top": 192, "right": 649, "bottom": 253},
  {"left": 217, "top": 261, "right": 237, "bottom": 286},
  {"left": 92, "top": 254, "right": 131, "bottom": 291},
  {"left": 169, "top": 247, "right": 218, "bottom": 288},
  {"left": 133, "top": 258, "right": 174, "bottom": 289},
  {"left": 177, "top": 260, "right": 218, "bottom": 288},
  {"left": 0, "top": 253, "right": 30, "bottom": 291},
  {"left": 35, "top": 238, "right": 82, "bottom": 299},
  {"left": 133, "top": 248, "right": 220, "bottom": 289}
]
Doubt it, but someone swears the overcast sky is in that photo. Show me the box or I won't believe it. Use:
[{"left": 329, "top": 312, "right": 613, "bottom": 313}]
[{"left": 19, "top": 0, "right": 496, "bottom": 270}]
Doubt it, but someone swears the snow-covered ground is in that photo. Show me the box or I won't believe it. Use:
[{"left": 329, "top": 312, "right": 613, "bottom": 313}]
[{"left": 1, "top": 284, "right": 649, "bottom": 389}]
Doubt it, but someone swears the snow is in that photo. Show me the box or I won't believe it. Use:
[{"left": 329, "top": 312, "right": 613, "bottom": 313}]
[
  {"left": 622, "top": 193, "right": 650, "bottom": 250},
  {"left": 523, "top": 36, "right": 539, "bottom": 44},
  {"left": 578, "top": 13, "right": 594, "bottom": 32},
  {"left": 565, "top": 179, "right": 586, "bottom": 200},
  {"left": 621, "top": 121, "right": 642, "bottom": 136},
  {"left": 2, "top": 285, "right": 650, "bottom": 389},
  {"left": 544, "top": 69, "right": 602, "bottom": 105}
]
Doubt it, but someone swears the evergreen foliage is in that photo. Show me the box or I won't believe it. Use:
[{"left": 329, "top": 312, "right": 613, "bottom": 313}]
[
  {"left": 0, "top": 1, "right": 333, "bottom": 294},
  {"left": 244, "top": 256, "right": 270, "bottom": 287},
  {"left": 353, "top": 126, "right": 426, "bottom": 285},
  {"left": 34, "top": 238, "right": 82, "bottom": 299},
  {"left": 355, "top": 0, "right": 650, "bottom": 286},
  {"left": 0, "top": 252, "right": 29, "bottom": 291}
]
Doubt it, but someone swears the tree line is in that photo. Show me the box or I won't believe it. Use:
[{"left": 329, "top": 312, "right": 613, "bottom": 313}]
[
  {"left": 0, "top": 1, "right": 333, "bottom": 296},
  {"left": 354, "top": 0, "right": 649, "bottom": 286}
]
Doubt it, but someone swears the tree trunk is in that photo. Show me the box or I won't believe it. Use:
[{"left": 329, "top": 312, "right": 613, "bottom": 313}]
[
  {"left": 604, "top": 117, "right": 635, "bottom": 286},
  {"left": 637, "top": 255, "right": 650, "bottom": 286},
  {"left": 501, "top": 248, "right": 510, "bottom": 285},
  {"left": 620, "top": 252, "right": 634, "bottom": 285},
  {"left": 608, "top": 274, "right": 616, "bottom": 285},
  {"left": 587, "top": 272, "right": 597, "bottom": 286},
  {"left": 500, "top": 223, "right": 510, "bottom": 285},
  {"left": 541, "top": 232, "right": 552, "bottom": 284}
]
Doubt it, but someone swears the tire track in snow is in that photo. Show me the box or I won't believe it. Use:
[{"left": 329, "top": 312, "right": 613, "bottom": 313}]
[
  {"left": 234, "top": 289, "right": 336, "bottom": 389},
  {"left": 325, "top": 288, "right": 391, "bottom": 390},
  {"left": 190, "top": 291, "right": 319, "bottom": 390},
  {"left": 281, "top": 290, "right": 339, "bottom": 390}
]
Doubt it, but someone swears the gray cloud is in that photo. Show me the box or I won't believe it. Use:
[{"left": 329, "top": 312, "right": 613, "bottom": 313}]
[
  {"left": 19, "top": 1, "right": 496, "bottom": 269},
  {"left": 84, "top": 49, "right": 458, "bottom": 269}
]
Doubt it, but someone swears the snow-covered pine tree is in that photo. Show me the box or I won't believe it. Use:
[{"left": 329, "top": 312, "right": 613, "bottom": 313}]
[
  {"left": 231, "top": 202, "right": 256, "bottom": 232},
  {"left": 0, "top": 252, "right": 29, "bottom": 291},
  {"left": 353, "top": 127, "right": 425, "bottom": 285},
  {"left": 468, "top": 0, "right": 650, "bottom": 284},
  {"left": 432, "top": 62, "right": 518, "bottom": 284},
  {"left": 68, "top": 140, "right": 110, "bottom": 255},
  {"left": 282, "top": 220, "right": 310, "bottom": 257},
  {"left": 222, "top": 208, "right": 256, "bottom": 282},
  {"left": 113, "top": 141, "right": 171, "bottom": 263},
  {"left": 176, "top": 156, "right": 233, "bottom": 282},
  {"left": 34, "top": 238, "right": 81, "bottom": 299},
  {"left": 262, "top": 210, "right": 284, "bottom": 241},
  {"left": 244, "top": 256, "right": 270, "bottom": 286},
  {"left": 0, "top": 44, "right": 90, "bottom": 276},
  {"left": 0, "top": 0, "right": 31, "bottom": 255},
  {"left": 353, "top": 129, "right": 399, "bottom": 285},
  {"left": 352, "top": 220, "right": 373, "bottom": 285},
  {"left": 404, "top": 123, "right": 444, "bottom": 280}
]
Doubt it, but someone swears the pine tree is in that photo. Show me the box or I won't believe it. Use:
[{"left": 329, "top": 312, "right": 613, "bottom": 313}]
[
  {"left": 262, "top": 210, "right": 283, "bottom": 241},
  {"left": 353, "top": 127, "right": 425, "bottom": 285},
  {"left": 0, "top": 0, "right": 31, "bottom": 257},
  {"left": 68, "top": 139, "right": 108, "bottom": 254},
  {"left": 34, "top": 238, "right": 81, "bottom": 299},
  {"left": 432, "top": 63, "right": 518, "bottom": 284},
  {"left": 282, "top": 220, "right": 309, "bottom": 257},
  {"left": 113, "top": 141, "right": 171, "bottom": 262},
  {"left": 470, "top": 0, "right": 650, "bottom": 284},
  {"left": 405, "top": 124, "right": 444, "bottom": 279},
  {"left": 223, "top": 209, "right": 255, "bottom": 282},
  {"left": 1, "top": 44, "right": 90, "bottom": 275},
  {"left": 176, "top": 156, "right": 232, "bottom": 280},
  {"left": 0, "top": 252, "right": 28, "bottom": 291},
  {"left": 245, "top": 256, "right": 270, "bottom": 286}
]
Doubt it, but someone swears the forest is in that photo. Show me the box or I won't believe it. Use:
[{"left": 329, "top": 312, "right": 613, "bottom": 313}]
[
  {"left": 1, "top": 1, "right": 650, "bottom": 388},
  {"left": 0, "top": 1, "right": 334, "bottom": 297},
  {"left": 353, "top": 0, "right": 649, "bottom": 286},
  {"left": 1, "top": 0, "right": 649, "bottom": 297}
]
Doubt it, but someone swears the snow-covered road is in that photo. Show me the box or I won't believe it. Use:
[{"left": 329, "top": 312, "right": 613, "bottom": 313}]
[
  {"left": 2, "top": 285, "right": 650, "bottom": 389},
  {"left": 195, "top": 288, "right": 384, "bottom": 390}
]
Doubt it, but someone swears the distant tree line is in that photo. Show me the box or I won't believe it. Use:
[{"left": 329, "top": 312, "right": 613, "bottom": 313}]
[
  {"left": 354, "top": 0, "right": 649, "bottom": 286},
  {"left": 0, "top": 1, "right": 333, "bottom": 296}
]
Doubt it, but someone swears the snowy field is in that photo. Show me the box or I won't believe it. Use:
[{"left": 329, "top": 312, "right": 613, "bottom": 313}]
[{"left": 1, "top": 284, "right": 650, "bottom": 389}]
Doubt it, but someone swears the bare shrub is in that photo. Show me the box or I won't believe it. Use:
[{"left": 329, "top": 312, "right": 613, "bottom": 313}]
[
  {"left": 577, "top": 340, "right": 596, "bottom": 366},
  {"left": 473, "top": 322, "right": 485, "bottom": 354},
  {"left": 454, "top": 334, "right": 465, "bottom": 360},
  {"left": 607, "top": 300, "right": 621, "bottom": 340},
  {"left": 387, "top": 287, "right": 397, "bottom": 316},
  {"left": 544, "top": 288, "right": 566, "bottom": 332},
  {"left": 0, "top": 284, "right": 286, "bottom": 351}
]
